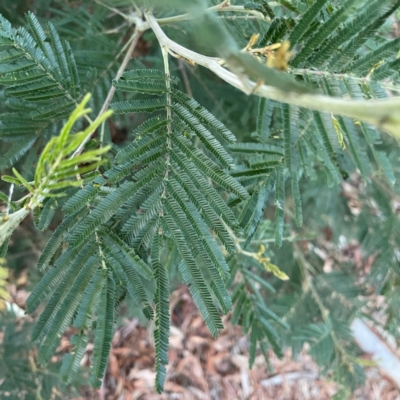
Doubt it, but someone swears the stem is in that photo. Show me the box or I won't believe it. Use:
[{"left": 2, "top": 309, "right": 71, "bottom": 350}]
[
  {"left": 160, "top": 46, "right": 172, "bottom": 216},
  {"left": 178, "top": 59, "right": 193, "bottom": 98},
  {"left": 0, "top": 16, "right": 146, "bottom": 246},
  {"left": 145, "top": 13, "right": 400, "bottom": 139},
  {"left": 5, "top": 184, "right": 14, "bottom": 220},
  {"left": 94, "top": 0, "right": 131, "bottom": 19},
  {"left": 72, "top": 27, "right": 143, "bottom": 158},
  {"left": 162, "top": 47, "right": 173, "bottom": 134},
  {"left": 103, "top": 21, "right": 129, "bottom": 35},
  {"left": 156, "top": 1, "right": 272, "bottom": 26},
  {"left": 294, "top": 246, "right": 352, "bottom": 362},
  {"left": 95, "top": 231, "right": 108, "bottom": 270},
  {"left": 218, "top": 15, "right": 265, "bottom": 21},
  {"left": 0, "top": 25, "right": 144, "bottom": 245},
  {"left": 237, "top": 234, "right": 316, "bottom": 244},
  {"left": 99, "top": 29, "right": 142, "bottom": 116}
]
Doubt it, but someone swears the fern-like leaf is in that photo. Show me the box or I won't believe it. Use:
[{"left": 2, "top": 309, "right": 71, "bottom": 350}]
[
  {"left": 90, "top": 269, "right": 115, "bottom": 388},
  {"left": 152, "top": 234, "right": 170, "bottom": 393}
]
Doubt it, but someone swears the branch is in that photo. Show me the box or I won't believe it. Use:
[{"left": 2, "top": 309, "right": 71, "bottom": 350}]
[
  {"left": 145, "top": 13, "right": 400, "bottom": 139},
  {"left": 294, "top": 246, "right": 353, "bottom": 363},
  {"left": 351, "top": 318, "right": 400, "bottom": 388},
  {"left": 160, "top": 46, "right": 172, "bottom": 213},
  {"left": 72, "top": 27, "right": 143, "bottom": 158},
  {"left": 261, "top": 372, "right": 319, "bottom": 388}
]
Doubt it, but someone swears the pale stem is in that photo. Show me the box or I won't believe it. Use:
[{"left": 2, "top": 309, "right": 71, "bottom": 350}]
[
  {"left": 145, "top": 13, "right": 400, "bottom": 139},
  {"left": 94, "top": 0, "right": 130, "bottom": 19},
  {"left": 72, "top": 26, "right": 143, "bottom": 158},
  {"left": 178, "top": 59, "right": 193, "bottom": 98},
  {"left": 161, "top": 46, "right": 172, "bottom": 201},
  {"left": 98, "top": 28, "right": 142, "bottom": 117},
  {"left": 162, "top": 46, "right": 173, "bottom": 133},
  {"left": 5, "top": 184, "right": 13, "bottom": 219}
]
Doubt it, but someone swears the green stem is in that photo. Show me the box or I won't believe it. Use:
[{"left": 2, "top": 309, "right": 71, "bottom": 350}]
[
  {"left": 160, "top": 46, "right": 172, "bottom": 213},
  {"left": 237, "top": 234, "right": 317, "bottom": 244},
  {"left": 294, "top": 246, "right": 352, "bottom": 362},
  {"left": 156, "top": 0, "right": 272, "bottom": 26}
]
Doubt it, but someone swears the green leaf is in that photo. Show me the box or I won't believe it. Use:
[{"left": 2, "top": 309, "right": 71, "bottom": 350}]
[
  {"left": 258, "top": 317, "right": 283, "bottom": 358},
  {"left": 37, "top": 256, "right": 98, "bottom": 365},
  {"left": 113, "top": 79, "right": 167, "bottom": 94},
  {"left": 100, "top": 229, "right": 153, "bottom": 280},
  {"left": 173, "top": 103, "right": 235, "bottom": 169},
  {"left": 90, "top": 270, "right": 115, "bottom": 388},
  {"left": 28, "top": 241, "right": 96, "bottom": 325},
  {"left": 166, "top": 179, "right": 232, "bottom": 311},
  {"left": 171, "top": 135, "right": 249, "bottom": 200},
  {"left": 229, "top": 142, "right": 284, "bottom": 156},
  {"left": 0, "top": 139, "right": 35, "bottom": 170},
  {"left": 61, "top": 333, "right": 89, "bottom": 384},
  {"left": 73, "top": 269, "right": 104, "bottom": 330},
  {"left": 118, "top": 68, "right": 178, "bottom": 84},
  {"left": 152, "top": 234, "right": 170, "bottom": 393},
  {"left": 162, "top": 215, "right": 224, "bottom": 337},
  {"left": 12, "top": 167, "right": 34, "bottom": 193},
  {"left": 239, "top": 172, "right": 276, "bottom": 240},
  {"left": 256, "top": 98, "right": 275, "bottom": 142},
  {"left": 36, "top": 208, "right": 88, "bottom": 271},
  {"left": 170, "top": 151, "right": 240, "bottom": 233},
  {"left": 172, "top": 89, "right": 236, "bottom": 143},
  {"left": 110, "top": 99, "right": 167, "bottom": 114},
  {"left": 66, "top": 181, "right": 136, "bottom": 247},
  {"left": 103, "top": 249, "right": 153, "bottom": 318},
  {"left": 288, "top": 0, "right": 329, "bottom": 46},
  {"left": 291, "top": 0, "right": 362, "bottom": 67}
]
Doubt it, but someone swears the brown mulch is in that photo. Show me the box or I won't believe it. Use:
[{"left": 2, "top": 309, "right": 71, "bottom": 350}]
[{"left": 70, "top": 285, "right": 400, "bottom": 400}]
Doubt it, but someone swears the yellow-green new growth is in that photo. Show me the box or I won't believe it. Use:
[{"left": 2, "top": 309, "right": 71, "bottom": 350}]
[
  {"left": 31, "top": 93, "right": 112, "bottom": 205},
  {"left": 0, "top": 94, "right": 113, "bottom": 246}
]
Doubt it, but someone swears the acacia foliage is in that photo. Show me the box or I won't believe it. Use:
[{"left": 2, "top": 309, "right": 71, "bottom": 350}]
[{"left": 1, "top": 0, "right": 400, "bottom": 396}]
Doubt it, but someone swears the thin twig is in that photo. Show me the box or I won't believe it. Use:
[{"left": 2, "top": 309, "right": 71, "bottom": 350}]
[
  {"left": 236, "top": 234, "right": 316, "bottom": 244},
  {"left": 178, "top": 59, "right": 193, "bottom": 98},
  {"left": 98, "top": 30, "right": 142, "bottom": 117},
  {"left": 218, "top": 15, "right": 264, "bottom": 20},
  {"left": 294, "top": 245, "right": 352, "bottom": 362},
  {"left": 94, "top": 0, "right": 130, "bottom": 19},
  {"left": 156, "top": 0, "right": 272, "bottom": 25},
  {"left": 72, "top": 27, "right": 143, "bottom": 158},
  {"left": 0, "top": 14, "right": 145, "bottom": 246},
  {"left": 162, "top": 47, "right": 173, "bottom": 134},
  {"left": 103, "top": 21, "right": 129, "bottom": 35},
  {"left": 261, "top": 371, "right": 319, "bottom": 387},
  {"left": 161, "top": 46, "right": 172, "bottom": 204}
]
